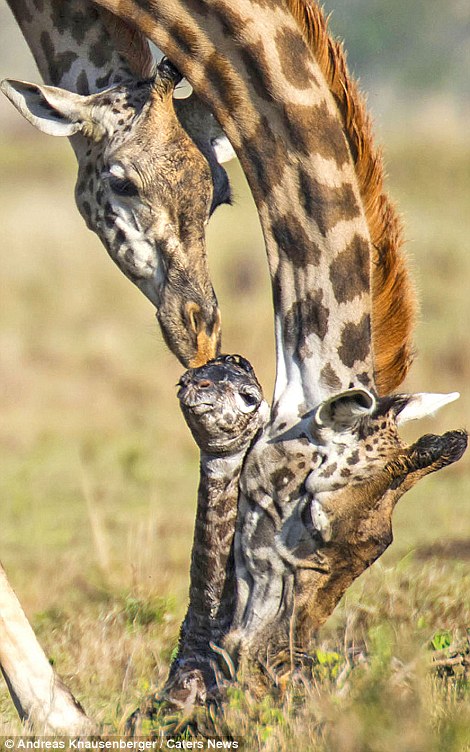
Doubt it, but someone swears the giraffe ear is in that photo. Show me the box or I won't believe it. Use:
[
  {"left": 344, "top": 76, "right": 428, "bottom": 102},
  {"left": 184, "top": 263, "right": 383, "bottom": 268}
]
[
  {"left": 314, "top": 388, "right": 376, "bottom": 431},
  {"left": 395, "top": 392, "right": 460, "bottom": 426},
  {"left": 0, "top": 79, "right": 102, "bottom": 139}
]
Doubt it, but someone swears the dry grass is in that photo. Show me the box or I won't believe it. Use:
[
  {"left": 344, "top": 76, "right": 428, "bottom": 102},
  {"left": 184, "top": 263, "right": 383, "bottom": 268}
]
[{"left": 0, "top": 116, "right": 469, "bottom": 748}]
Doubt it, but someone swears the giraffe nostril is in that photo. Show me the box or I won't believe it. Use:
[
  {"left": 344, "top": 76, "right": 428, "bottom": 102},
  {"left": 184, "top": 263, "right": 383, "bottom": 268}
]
[
  {"left": 186, "top": 302, "right": 202, "bottom": 335},
  {"left": 197, "top": 379, "right": 213, "bottom": 389}
]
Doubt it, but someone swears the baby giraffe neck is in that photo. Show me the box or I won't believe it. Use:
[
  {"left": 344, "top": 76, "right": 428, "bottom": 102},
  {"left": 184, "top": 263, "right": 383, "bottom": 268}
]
[
  {"left": 185, "top": 451, "right": 246, "bottom": 647},
  {"left": 163, "top": 355, "right": 267, "bottom": 709}
]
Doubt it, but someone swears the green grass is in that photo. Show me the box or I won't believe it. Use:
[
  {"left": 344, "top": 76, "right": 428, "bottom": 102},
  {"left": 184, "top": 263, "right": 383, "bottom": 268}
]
[{"left": 0, "top": 125, "right": 469, "bottom": 748}]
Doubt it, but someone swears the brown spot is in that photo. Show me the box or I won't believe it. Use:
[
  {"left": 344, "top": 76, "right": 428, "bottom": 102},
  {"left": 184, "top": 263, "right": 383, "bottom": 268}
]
[
  {"left": 320, "top": 364, "right": 342, "bottom": 391},
  {"left": 320, "top": 462, "right": 337, "bottom": 478},
  {"left": 212, "top": 4, "right": 245, "bottom": 38},
  {"left": 338, "top": 314, "right": 371, "bottom": 368},
  {"left": 206, "top": 52, "right": 242, "bottom": 112},
  {"left": 272, "top": 271, "right": 282, "bottom": 312},
  {"left": 347, "top": 450, "right": 360, "bottom": 466},
  {"left": 299, "top": 173, "right": 360, "bottom": 236},
  {"left": 286, "top": 100, "right": 350, "bottom": 165},
  {"left": 168, "top": 21, "right": 202, "bottom": 58},
  {"left": 272, "top": 213, "right": 320, "bottom": 268},
  {"left": 96, "top": 71, "right": 112, "bottom": 89},
  {"left": 275, "top": 28, "right": 315, "bottom": 90},
  {"left": 115, "top": 229, "right": 126, "bottom": 245},
  {"left": 357, "top": 372, "right": 372, "bottom": 387},
  {"left": 271, "top": 467, "right": 296, "bottom": 489},
  {"left": 89, "top": 40, "right": 113, "bottom": 69},
  {"left": 241, "top": 117, "right": 287, "bottom": 198},
  {"left": 340, "top": 468, "right": 351, "bottom": 478},
  {"left": 40, "top": 32, "right": 78, "bottom": 85},
  {"left": 284, "top": 291, "right": 329, "bottom": 361},
  {"left": 240, "top": 44, "right": 273, "bottom": 102},
  {"left": 183, "top": 0, "right": 210, "bottom": 17},
  {"left": 50, "top": 3, "right": 96, "bottom": 39},
  {"left": 330, "top": 234, "right": 370, "bottom": 304}
]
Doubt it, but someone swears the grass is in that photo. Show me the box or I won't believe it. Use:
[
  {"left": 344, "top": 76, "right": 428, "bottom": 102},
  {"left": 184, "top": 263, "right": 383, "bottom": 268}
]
[{"left": 0, "top": 119, "right": 469, "bottom": 748}]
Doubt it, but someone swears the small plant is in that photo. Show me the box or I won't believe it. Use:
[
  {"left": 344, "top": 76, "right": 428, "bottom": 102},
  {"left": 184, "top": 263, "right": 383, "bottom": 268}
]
[
  {"left": 430, "top": 629, "right": 453, "bottom": 652},
  {"left": 124, "top": 594, "right": 169, "bottom": 628}
]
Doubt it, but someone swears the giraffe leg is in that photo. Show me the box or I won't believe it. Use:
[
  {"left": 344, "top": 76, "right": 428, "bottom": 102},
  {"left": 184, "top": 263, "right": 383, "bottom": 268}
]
[{"left": 0, "top": 563, "right": 94, "bottom": 734}]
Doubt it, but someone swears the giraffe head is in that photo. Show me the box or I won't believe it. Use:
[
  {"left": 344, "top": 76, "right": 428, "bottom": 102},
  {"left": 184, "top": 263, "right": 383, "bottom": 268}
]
[
  {"left": 0, "top": 59, "right": 231, "bottom": 367},
  {"left": 178, "top": 354, "right": 268, "bottom": 456},
  {"left": 228, "top": 387, "right": 466, "bottom": 661},
  {"left": 304, "top": 388, "right": 465, "bottom": 499}
]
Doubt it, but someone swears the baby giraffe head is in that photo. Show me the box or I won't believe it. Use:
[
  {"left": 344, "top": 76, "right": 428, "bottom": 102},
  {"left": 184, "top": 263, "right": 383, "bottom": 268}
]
[
  {"left": 177, "top": 354, "right": 269, "bottom": 456},
  {"left": 306, "top": 387, "right": 467, "bottom": 505},
  {"left": 1, "top": 59, "right": 231, "bottom": 367}
]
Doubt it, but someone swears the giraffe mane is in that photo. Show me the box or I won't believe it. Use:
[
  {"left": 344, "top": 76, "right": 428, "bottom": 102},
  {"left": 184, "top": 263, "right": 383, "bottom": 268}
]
[
  {"left": 286, "top": 0, "right": 417, "bottom": 395},
  {"left": 98, "top": 7, "right": 155, "bottom": 79}
]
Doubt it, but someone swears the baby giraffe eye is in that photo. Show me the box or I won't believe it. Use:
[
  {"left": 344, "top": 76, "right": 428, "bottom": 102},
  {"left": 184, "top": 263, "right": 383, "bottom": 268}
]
[
  {"left": 241, "top": 390, "right": 258, "bottom": 407},
  {"left": 236, "top": 387, "right": 260, "bottom": 413}
]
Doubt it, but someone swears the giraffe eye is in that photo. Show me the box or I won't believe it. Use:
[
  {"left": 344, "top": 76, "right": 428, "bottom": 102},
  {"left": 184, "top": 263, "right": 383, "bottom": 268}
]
[
  {"left": 241, "top": 391, "right": 258, "bottom": 406},
  {"left": 109, "top": 176, "right": 139, "bottom": 197},
  {"left": 237, "top": 387, "right": 260, "bottom": 412}
]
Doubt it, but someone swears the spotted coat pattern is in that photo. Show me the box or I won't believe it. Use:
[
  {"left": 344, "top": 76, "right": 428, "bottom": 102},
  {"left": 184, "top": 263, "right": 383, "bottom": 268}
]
[
  {"left": 164, "top": 355, "right": 268, "bottom": 710},
  {"left": 93, "top": 0, "right": 376, "bottom": 411},
  {"left": 4, "top": 0, "right": 232, "bottom": 366},
  {"left": 87, "top": 0, "right": 467, "bottom": 680}
]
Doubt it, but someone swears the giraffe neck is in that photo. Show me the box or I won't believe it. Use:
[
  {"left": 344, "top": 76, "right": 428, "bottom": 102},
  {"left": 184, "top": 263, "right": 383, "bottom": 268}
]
[
  {"left": 6, "top": 0, "right": 134, "bottom": 94},
  {"left": 93, "top": 0, "right": 376, "bottom": 417},
  {"left": 181, "top": 451, "right": 243, "bottom": 653},
  {"left": 164, "top": 450, "right": 244, "bottom": 706}
]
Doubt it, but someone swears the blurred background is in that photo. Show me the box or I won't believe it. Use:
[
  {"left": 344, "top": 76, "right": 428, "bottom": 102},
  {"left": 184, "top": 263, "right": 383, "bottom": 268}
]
[{"left": 0, "top": 0, "right": 469, "bottom": 736}]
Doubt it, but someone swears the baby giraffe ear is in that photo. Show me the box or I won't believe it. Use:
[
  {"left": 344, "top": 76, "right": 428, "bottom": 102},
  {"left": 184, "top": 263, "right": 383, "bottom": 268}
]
[
  {"left": 314, "top": 388, "right": 376, "bottom": 431},
  {"left": 0, "top": 79, "right": 102, "bottom": 139},
  {"left": 395, "top": 392, "right": 460, "bottom": 426}
]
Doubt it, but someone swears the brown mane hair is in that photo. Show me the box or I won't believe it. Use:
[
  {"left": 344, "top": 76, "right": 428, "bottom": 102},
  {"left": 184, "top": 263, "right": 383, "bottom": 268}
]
[{"left": 287, "top": 0, "right": 416, "bottom": 395}]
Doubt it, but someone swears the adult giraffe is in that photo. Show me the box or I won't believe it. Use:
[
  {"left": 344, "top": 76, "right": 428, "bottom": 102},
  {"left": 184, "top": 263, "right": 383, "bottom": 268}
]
[
  {"left": 1, "top": 0, "right": 235, "bottom": 366},
  {"left": 84, "top": 0, "right": 466, "bottom": 691}
]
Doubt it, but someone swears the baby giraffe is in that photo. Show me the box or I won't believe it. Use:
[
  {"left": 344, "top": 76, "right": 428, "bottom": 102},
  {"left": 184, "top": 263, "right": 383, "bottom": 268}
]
[{"left": 136, "top": 355, "right": 268, "bottom": 727}]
